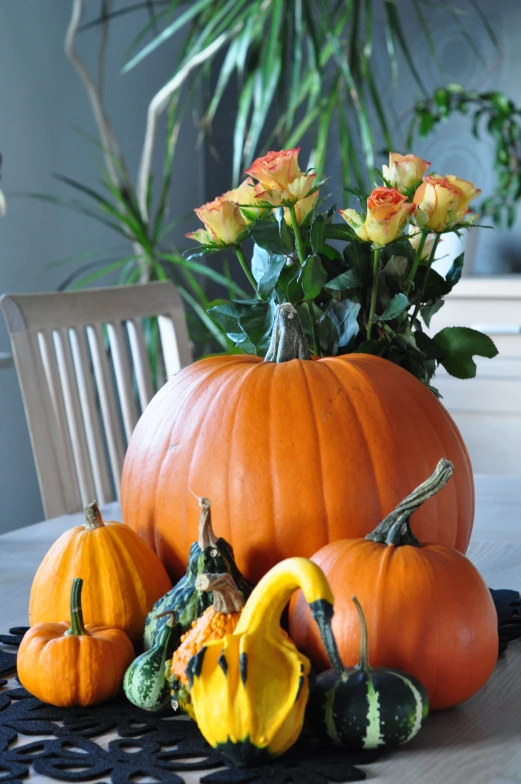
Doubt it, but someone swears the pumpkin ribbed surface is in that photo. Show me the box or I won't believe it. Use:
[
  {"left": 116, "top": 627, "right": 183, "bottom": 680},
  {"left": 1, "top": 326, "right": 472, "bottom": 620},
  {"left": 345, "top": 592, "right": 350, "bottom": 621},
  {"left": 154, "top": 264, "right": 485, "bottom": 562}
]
[
  {"left": 29, "top": 521, "right": 172, "bottom": 643},
  {"left": 121, "top": 353, "right": 474, "bottom": 583}
]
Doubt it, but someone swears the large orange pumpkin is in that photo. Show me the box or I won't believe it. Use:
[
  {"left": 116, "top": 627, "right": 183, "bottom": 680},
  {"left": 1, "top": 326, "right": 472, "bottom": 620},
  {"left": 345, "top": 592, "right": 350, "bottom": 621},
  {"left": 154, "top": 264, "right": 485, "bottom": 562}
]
[
  {"left": 288, "top": 460, "right": 498, "bottom": 710},
  {"left": 121, "top": 304, "right": 474, "bottom": 583}
]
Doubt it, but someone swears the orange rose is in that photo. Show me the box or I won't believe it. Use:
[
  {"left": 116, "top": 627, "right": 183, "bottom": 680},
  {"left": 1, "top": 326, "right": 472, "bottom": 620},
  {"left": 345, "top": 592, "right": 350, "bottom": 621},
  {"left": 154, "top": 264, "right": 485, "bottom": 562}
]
[
  {"left": 221, "top": 177, "right": 266, "bottom": 223},
  {"left": 186, "top": 193, "right": 248, "bottom": 246},
  {"left": 339, "top": 187, "right": 416, "bottom": 245},
  {"left": 245, "top": 147, "right": 316, "bottom": 207},
  {"left": 382, "top": 153, "right": 430, "bottom": 193},
  {"left": 413, "top": 174, "right": 481, "bottom": 231}
]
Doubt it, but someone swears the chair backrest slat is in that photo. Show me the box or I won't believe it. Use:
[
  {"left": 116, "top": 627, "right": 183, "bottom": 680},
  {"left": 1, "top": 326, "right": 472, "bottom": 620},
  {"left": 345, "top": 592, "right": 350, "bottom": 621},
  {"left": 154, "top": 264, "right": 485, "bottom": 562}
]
[
  {"left": 69, "top": 326, "right": 113, "bottom": 506},
  {"left": 53, "top": 327, "right": 97, "bottom": 507},
  {"left": 107, "top": 321, "right": 139, "bottom": 442},
  {"left": 126, "top": 318, "right": 154, "bottom": 410},
  {"left": 1, "top": 282, "right": 193, "bottom": 517},
  {"left": 86, "top": 323, "right": 127, "bottom": 501}
]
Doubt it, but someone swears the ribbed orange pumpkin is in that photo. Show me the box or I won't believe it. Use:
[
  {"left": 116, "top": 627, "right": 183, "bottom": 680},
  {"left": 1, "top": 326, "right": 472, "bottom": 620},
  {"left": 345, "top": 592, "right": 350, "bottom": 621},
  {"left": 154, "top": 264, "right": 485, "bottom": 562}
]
[
  {"left": 121, "top": 304, "right": 474, "bottom": 583},
  {"left": 288, "top": 461, "right": 498, "bottom": 710},
  {"left": 29, "top": 502, "right": 172, "bottom": 644}
]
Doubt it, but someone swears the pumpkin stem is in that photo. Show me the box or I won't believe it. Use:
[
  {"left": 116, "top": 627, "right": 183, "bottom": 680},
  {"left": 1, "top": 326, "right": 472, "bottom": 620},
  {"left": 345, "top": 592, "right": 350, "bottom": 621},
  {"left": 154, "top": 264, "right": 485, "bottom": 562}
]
[
  {"left": 264, "top": 303, "right": 311, "bottom": 363},
  {"left": 352, "top": 596, "right": 372, "bottom": 672},
  {"left": 65, "top": 578, "right": 90, "bottom": 637},
  {"left": 196, "top": 496, "right": 219, "bottom": 549},
  {"left": 195, "top": 573, "right": 245, "bottom": 614},
  {"left": 365, "top": 459, "right": 454, "bottom": 547},
  {"left": 84, "top": 501, "right": 105, "bottom": 530}
]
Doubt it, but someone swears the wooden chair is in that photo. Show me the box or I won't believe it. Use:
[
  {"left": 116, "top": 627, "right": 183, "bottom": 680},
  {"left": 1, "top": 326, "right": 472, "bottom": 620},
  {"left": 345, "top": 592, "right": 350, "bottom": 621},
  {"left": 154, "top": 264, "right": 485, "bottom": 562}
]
[
  {"left": 0, "top": 282, "right": 193, "bottom": 518},
  {"left": 429, "top": 276, "right": 521, "bottom": 476}
]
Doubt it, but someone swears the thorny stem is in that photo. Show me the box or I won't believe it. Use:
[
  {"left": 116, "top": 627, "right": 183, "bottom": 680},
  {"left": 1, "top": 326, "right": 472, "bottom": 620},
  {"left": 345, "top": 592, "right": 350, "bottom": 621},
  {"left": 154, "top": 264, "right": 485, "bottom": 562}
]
[
  {"left": 235, "top": 246, "right": 259, "bottom": 295},
  {"left": 366, "top": 246, "right": 382, "bottom": 340},
  {"left": 288, "top": 203, "right": 320, "bottom": 356},
  {"left": 410, "top": 234, "right": 441, "bottom": 327}
]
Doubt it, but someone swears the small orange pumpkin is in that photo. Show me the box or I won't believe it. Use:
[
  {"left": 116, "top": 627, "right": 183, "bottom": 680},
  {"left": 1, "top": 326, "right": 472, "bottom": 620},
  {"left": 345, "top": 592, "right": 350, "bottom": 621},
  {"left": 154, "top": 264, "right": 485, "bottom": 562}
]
[
  {"left": 18, "top": 578, "right": 134, "bottom": 707},
  {"left": 170, "top": 572, "right": 244, "bottom": 716},
  {"left": 288, "top": 460, "right": 498, "bottom": 710},
  {"left": 29, "top": 501, "right": 172, "bottom": 644}
]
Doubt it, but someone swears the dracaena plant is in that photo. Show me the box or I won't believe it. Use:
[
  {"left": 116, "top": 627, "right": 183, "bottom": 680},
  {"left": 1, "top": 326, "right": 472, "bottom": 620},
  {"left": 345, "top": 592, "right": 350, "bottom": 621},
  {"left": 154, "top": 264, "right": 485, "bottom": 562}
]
[{"left": 186, "top": 147, "right": 498, "bottom": 394}]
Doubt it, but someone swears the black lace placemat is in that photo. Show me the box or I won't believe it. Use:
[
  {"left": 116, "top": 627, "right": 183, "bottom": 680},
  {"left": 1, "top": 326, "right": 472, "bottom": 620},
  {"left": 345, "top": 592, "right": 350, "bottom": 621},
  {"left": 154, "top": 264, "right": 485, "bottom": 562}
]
[
  {"left": 1, "top": 586, "right": 520, "bottom": 784},
  {"left": 0, "top": 629, "right": 378, "bottom": 784}
]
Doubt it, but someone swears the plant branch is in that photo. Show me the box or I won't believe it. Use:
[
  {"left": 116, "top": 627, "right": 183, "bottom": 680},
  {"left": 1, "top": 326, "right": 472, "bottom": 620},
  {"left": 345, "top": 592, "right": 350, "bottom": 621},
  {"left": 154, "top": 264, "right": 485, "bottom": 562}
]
[
  {"left": 234, "top": 247, "right": 258, "bottom": 295},
  {"left": 410, "top": 233, "right": 441, "bottom": 326},
  {"left": 137, "top": 24, "right": 245, "bottom": 222},
  {"left": 64, "top": 0, "right": 127, "bottom": 188},
  {"left": 288, "top": 204, "right": 320, "bottom": 355},
  {"left": 367, "top": 246, "right": 382, "bottom": 340}
]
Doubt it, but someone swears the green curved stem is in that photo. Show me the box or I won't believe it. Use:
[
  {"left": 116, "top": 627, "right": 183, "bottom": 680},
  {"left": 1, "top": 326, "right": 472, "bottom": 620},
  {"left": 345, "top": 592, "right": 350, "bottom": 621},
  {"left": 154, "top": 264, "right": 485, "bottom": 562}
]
[
  {"left": 234, "top": 246, "right": 258, "bottom": 296},
  {"left": 366, "top": 246, "right": 382, "bottom": 340},
  {"left": 65, "top": 578, "right": 89, "bottom": 637},
  {"left": 288, "top": 204, "right": 320, "bottom": 356},
  {"left": 410, "top": 233, "right": 441, "bottom": 327},
  {"left": 366, "top": 458, "right": 454, "bottom": 546}
]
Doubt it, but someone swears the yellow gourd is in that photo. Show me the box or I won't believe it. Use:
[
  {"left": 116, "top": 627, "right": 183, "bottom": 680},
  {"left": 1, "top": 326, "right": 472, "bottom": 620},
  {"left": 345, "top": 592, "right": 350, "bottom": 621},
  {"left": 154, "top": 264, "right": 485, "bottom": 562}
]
[{"left": 186, "top": 557, "right": 343, "bottom": 767}]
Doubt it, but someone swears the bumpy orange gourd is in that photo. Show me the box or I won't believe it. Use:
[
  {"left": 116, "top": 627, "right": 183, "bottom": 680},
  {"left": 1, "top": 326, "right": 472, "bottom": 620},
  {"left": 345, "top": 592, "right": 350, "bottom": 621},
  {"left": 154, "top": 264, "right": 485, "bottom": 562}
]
[
  {"left": 121, "top": 304, "right": 474, "bottom": 583},
  {"left": 288, "top": 460, "right": 498, "bottom": 710},
  {"left": 29, "top": 502, "right": 172, "bottom": 644},
  {"left": 18, "top": 578, "right": 134, "bottom": 707},
  {"left": 170, "top": 572, "right": 244, "bottom": 714}
]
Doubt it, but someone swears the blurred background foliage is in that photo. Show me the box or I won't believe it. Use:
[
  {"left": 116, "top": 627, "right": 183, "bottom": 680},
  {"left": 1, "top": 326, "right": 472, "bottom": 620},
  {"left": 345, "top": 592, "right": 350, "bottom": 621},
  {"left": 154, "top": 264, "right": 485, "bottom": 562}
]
[{"left": 40, "top": 0, "right": 521, "bottom": 358}]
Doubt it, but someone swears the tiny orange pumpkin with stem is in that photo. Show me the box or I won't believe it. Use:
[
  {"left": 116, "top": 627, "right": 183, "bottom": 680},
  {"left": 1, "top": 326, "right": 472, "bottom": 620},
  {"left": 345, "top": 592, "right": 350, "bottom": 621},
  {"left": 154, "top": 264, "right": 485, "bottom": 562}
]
[{"left": 18, "top": 578, "right": 134, "bottom": 707}]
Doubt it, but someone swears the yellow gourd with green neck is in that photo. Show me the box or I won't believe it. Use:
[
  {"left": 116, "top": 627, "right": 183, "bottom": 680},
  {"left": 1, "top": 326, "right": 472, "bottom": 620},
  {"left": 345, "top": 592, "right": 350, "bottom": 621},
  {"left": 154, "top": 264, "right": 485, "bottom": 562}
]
[{"left": 186, "top": 557, "right": 343, "bottom": 767}]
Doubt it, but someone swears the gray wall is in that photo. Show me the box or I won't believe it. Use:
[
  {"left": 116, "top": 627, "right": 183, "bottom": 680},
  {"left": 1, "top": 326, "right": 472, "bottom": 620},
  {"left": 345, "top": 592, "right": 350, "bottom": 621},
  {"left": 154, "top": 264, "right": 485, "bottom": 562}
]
[{"left": 0, "top": 1, "right": 204, "bottom": 532}]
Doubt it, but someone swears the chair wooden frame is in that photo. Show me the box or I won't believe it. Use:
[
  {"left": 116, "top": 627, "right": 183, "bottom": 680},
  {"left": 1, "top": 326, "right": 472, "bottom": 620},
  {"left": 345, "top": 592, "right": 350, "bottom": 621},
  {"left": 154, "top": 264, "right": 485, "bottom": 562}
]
[{"left": 1, "top": 282, "right": 192, "bottom": 518}]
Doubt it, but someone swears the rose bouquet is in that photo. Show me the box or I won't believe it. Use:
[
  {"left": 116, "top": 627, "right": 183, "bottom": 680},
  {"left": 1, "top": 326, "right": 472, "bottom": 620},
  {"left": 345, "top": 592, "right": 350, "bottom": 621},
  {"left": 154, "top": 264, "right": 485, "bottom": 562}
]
[{"left": 185, "top": 148, "right": 497, "bottom": 392}]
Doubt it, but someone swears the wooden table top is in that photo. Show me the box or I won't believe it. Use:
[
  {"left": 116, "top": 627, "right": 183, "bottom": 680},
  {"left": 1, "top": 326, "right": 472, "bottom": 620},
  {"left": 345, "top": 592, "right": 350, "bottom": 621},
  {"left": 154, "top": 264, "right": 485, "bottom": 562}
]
[{"left": 1, "top": 475, "right": 520, "bottom": 783}]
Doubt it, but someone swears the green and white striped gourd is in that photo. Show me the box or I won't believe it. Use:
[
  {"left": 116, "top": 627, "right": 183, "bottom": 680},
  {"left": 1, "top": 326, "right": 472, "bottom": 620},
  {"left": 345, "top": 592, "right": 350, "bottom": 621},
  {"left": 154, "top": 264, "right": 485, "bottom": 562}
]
[
  {"left": 309, "top": 596, "right": 429, "bottom": 750},
  {"left": 123, "top": 615, "right": 174, "bottom": 712},
  {"left": 143, "top": 497, "right": 251, "bottom": 654}
]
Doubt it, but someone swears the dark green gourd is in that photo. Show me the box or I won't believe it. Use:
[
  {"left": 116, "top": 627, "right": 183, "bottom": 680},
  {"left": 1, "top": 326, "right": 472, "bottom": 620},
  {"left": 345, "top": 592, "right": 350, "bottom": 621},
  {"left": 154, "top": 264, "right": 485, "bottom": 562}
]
[
  {"left": 124, "top": 615, "right": 174, "bottom": 712},
  {"left": 309, "top": 597, "right": 429, "bottom": 750},
  {"left": 143, "top": 497, "right": 251, "bottom": 655}
]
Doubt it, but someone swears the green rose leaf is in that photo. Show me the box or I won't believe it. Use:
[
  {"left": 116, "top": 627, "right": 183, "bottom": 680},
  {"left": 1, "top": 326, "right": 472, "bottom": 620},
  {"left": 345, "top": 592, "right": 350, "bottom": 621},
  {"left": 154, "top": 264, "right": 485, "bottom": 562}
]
[
  {"left": 378, "top": 293, "right": 410, "bottom": 321},
  {"left": 434, "top": 326, "right": 499, "bottom": 358},
  {"left": 420, "top": 300, "right": 444, "bottom": 328},
  {"left": 311, "top": 214, "right": 326, "bottom": 255},
  {"left": 433, "top": 326, "right": 499, "bottom": 379},
  {"left": 381, "top": 255, "right": 409, "bottom": 281},
  {"left": 300, "top": 254, "right": 328, "bottom": 301},
  {"left": 355, "top": 339, "right": 386, "bottom": 356},
  {"left": 328, "top": 299, "right": 361, "bottom": 347},
  {"left": 415, "top": 330, "right": 446, "bottom": 361},
  {"left": 251, "top": 221, "right": 291, "bottom": 254},
  {"left": 274, "top": 207, "right": 294, "bottom": 250},
  {"left": 445, "top": 252, "right": 464, "bottom": 291},
  {"left": 209, "top": 298, "right": 276, "bottom": 355},
  {"left": 324, "top": 268, "right": 361, "bottom": 294},
  {"left": 251, "top": 243, "right": 270, "bottom": 284},
  {"left": 239, "top": 298, "right": 278, "bottom": 354},
  {"left": 183, "top": 244, "right": 223, "bottom": 261},
  {"left": 318, "top": 312, "right": 340, "bottom": 355},
  {"left": 258, "top": 254, "right": 288, "bottom": 300}
]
